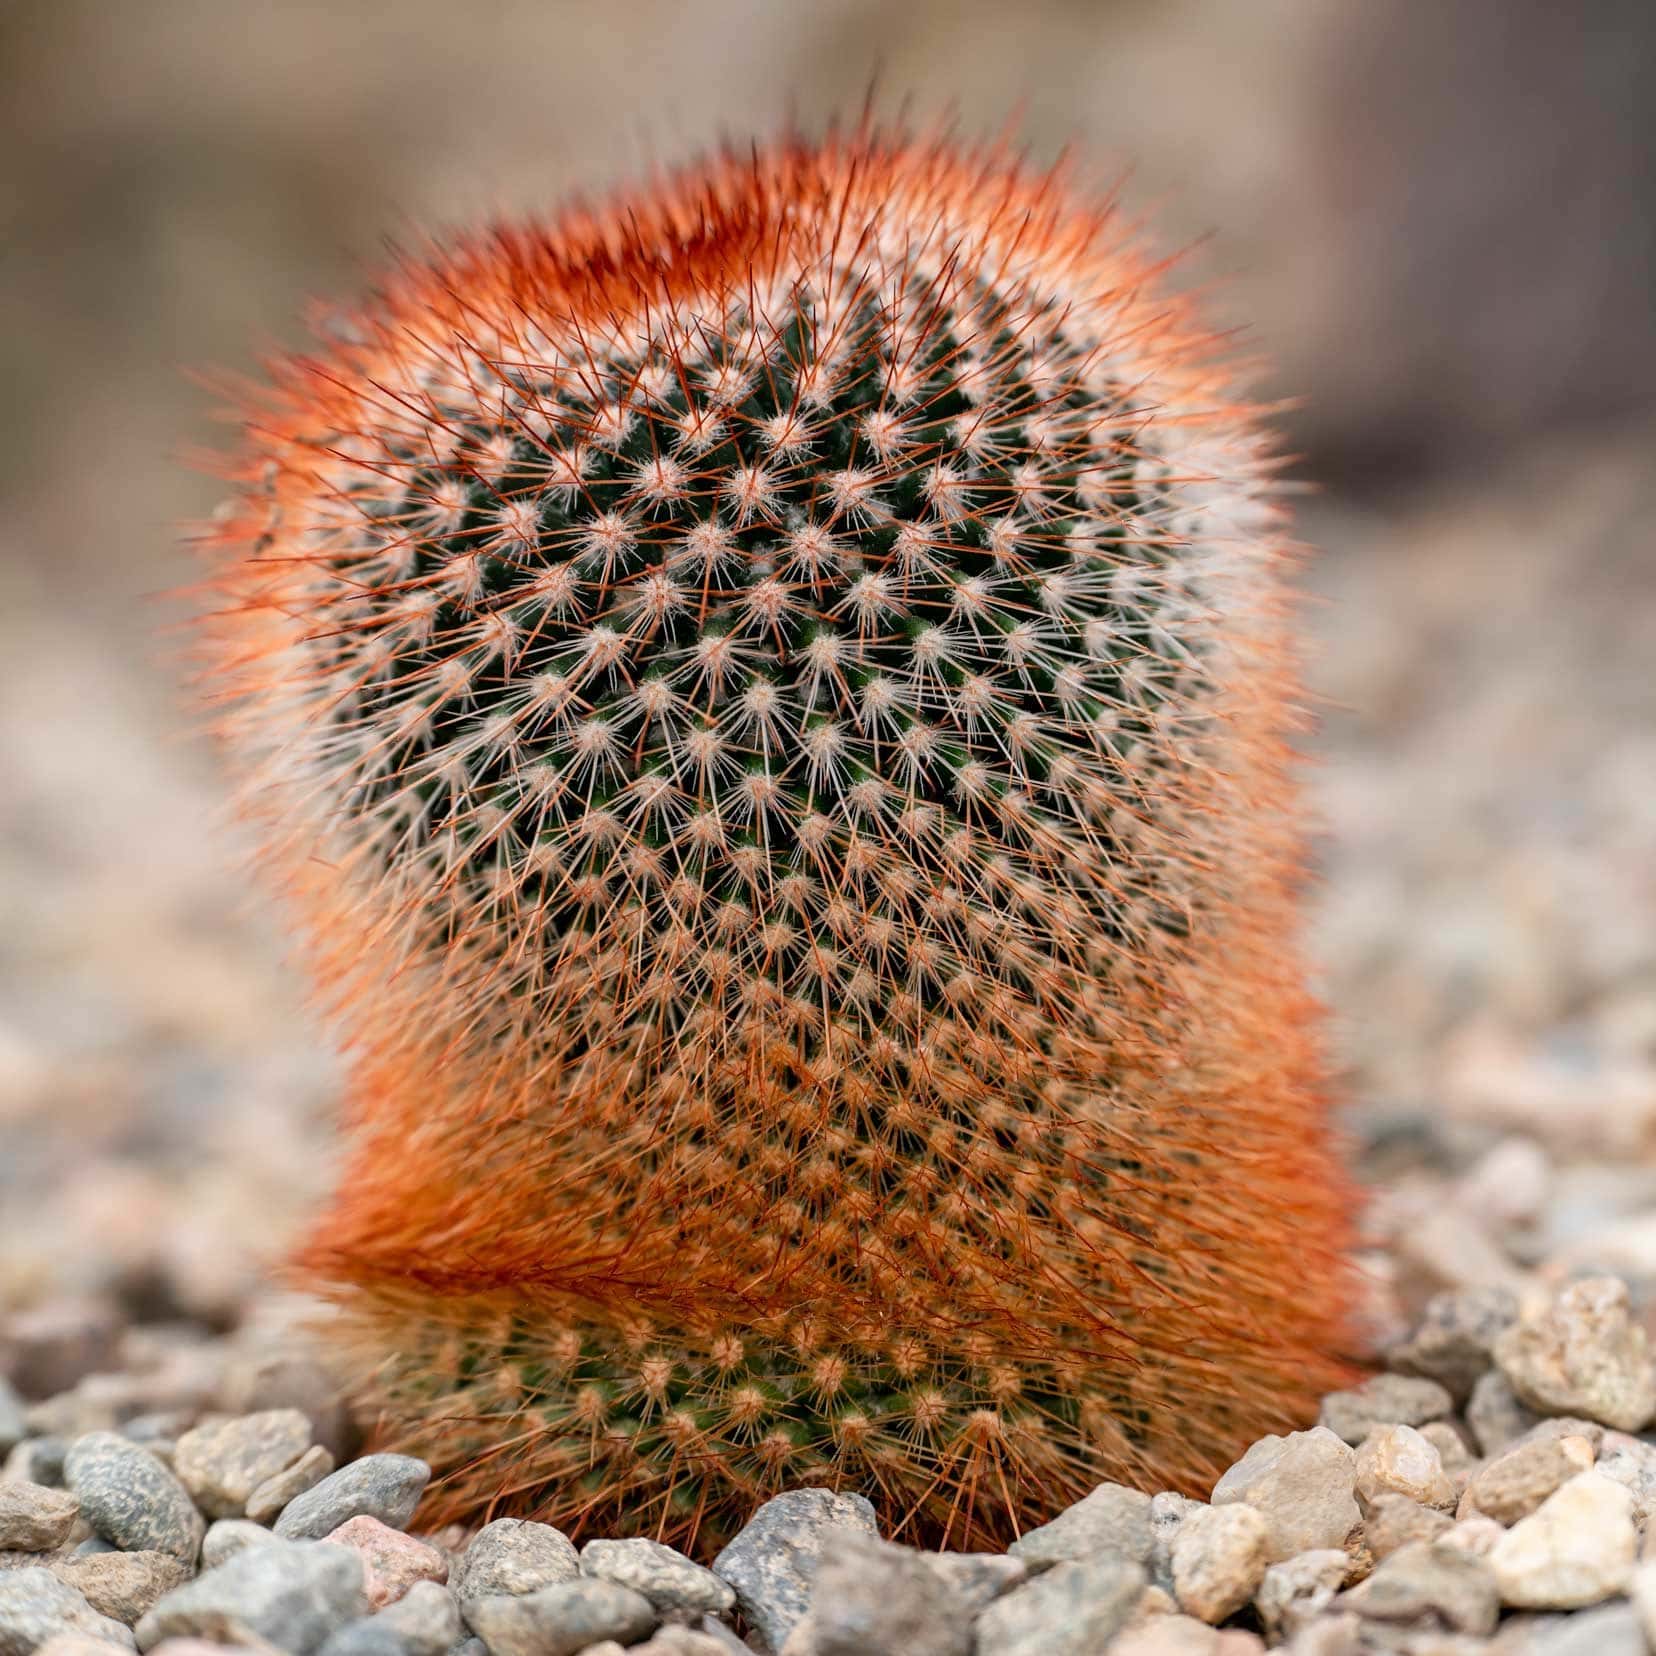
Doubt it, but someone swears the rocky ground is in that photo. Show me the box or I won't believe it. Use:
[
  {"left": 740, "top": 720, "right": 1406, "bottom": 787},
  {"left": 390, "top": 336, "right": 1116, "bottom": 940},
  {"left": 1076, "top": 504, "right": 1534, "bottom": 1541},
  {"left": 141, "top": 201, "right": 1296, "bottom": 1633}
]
[{"left": 2, "top": 422, "right": 1654, "bottom": 1655}]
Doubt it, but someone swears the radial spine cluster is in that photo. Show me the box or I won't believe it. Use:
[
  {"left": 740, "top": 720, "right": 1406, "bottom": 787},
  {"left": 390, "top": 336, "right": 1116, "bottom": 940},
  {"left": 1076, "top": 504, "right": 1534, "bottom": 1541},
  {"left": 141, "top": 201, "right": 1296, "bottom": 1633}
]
[{"left": 201, "top": 130, "right": 1358, "bottom": 1551}]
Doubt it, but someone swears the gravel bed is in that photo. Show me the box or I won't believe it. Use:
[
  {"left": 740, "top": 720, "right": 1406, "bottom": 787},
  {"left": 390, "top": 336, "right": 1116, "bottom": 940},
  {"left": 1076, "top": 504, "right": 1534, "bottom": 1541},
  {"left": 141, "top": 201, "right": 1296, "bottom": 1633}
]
[{"left": 5, "top": 1254, "right": 1656, "bottom": 1654}]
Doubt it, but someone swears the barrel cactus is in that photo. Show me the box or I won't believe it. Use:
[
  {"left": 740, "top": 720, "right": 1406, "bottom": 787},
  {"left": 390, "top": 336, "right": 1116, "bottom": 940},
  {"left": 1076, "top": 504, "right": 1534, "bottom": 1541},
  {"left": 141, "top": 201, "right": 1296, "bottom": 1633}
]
[{"left": 200, "top": 130, "right": 1359, "bottom": 1550}]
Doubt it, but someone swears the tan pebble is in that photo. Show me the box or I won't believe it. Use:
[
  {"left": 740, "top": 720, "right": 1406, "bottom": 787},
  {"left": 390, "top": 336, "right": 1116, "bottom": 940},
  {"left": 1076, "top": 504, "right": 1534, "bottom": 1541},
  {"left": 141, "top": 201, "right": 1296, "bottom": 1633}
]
[{"left": 1354, "top": 1424, "right": 1457, "bottom": 1511}]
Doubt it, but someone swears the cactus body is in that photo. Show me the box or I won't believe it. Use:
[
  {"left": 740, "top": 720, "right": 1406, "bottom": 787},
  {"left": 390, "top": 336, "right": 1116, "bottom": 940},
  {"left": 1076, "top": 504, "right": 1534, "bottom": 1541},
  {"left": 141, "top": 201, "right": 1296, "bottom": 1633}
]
[{"left": 202, "top": 132, "right": 1358, "bottom": 1550}]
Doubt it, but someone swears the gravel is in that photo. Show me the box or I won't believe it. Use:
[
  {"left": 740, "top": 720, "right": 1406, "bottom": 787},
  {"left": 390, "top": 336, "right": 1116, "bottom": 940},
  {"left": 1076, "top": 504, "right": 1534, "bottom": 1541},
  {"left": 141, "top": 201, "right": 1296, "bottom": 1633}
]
[
  {"left": 710, "top": 1489, "right": 877, "bottom": 1652},
  {"left": 134, "top": 1538, "right": 367, "bottom": 1654},
  {"left": 462, "top": 1577, "right": 657, "bottom": 1656},
  {"left": 271, "top": 1455, "right": 429, "bottom": 1542},
  {"left": 973, "top": 1556, "right": 1145, "bottom": 1656},
  {"left": 580, "top": 1537, "right": 734, "bottom": 1618},
  {"left": 47, "top": 1550, "right": 189, "bottom": 1624},
  {"left": 0, "top": 1566, "right": 137, "bottom": 1654},
  {"left": 0, "top": 1482, "right": 79, "bottom": 1552},
  {"left": 1, "top": 1260, "right": 1655, "bottom": 1651},
  {"left": 63, "top": 1433, "right": 204, "bottom": 1564},
  {"left": 171, "top": 1408, "right": 313, "bottom": 1520},
  {"left": 451, "top": 1519, "right": 579, "bottom": 1605},
  {"left": 1170, "top": 1504, "right": 1269, "bottom": 1623},
  {"left": 1211, "top": 1428, "right": 1360, "bottom": 1562},
  {"left": 1486, "top": 1470, "right": 1637, "bottom": 1609},
  {"left": 1005, "top": 1483, "right": 1153, "bottom": 1570}
]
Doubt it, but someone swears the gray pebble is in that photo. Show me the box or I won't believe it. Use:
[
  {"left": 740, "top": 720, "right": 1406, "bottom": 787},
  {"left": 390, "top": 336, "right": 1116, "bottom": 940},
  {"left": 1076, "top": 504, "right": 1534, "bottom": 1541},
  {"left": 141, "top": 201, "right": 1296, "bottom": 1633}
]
[
  {"left": 202, "top": 1517, "right": 283, "bottom": 1569},
  {"left": 918, "top": 1551, "right": 1026, "bottom": 1614},
  {"left": 0, "top": 1382, "right": 24, "bottom": 1457},
  {"left": 580, "top": 1537, "right": 734, "bottom": 1616},
  {"left": 48, "top": 1550, "right": 189, "bottom": 1625},
  {"left": 1526, "top": 1599, "right": 1647, "bottom": 1656},
  {"left": 1339, "top": 1538, "right": 1498, "bottom": 1635},
  {"left": 452, "top": 1519, "right": 579, "bottom": 1604},
  {"left": 64, "top": 1433, "right": 204, "bottom": 1565},
  {"left": 173, "top": 1410, "right": 313, "bottom": 1520},
  {"left": 974, "top": 1556, "right": 1145, "bottom": 1656},
  {"left": 1389, "top": 1286, "right": 1520, "bottom": 1401},
  {"left": 273, "top": 1455, "right": 429, "bottom": 1542},
  {"left": 315, "top": 1621, "right": 410, "bottom": 1656},
  {"left": 0, "top": 1481, "right": 80, "bottom": 1551},
  {"left": 1007, "top": 1483, "right": 1153, "bottom": 1570},
  {"left": 5, "top": 1435, "right": 68, "bottom": 1488},
  {"left": 801, "top": 1531, "right": 972, "bottom": 1656},
  {"left": 372, "top": 1579, "right": 460, "bottom": 1656},
  {"left": 1466, "top": 1368, "right": 1541, "bottom": 1455},
  {"left": 74, "top": 1538, "right": 119, "bottom": 1558},
  {"left": 1212, "top": 1427, "right": 1359, "bottom": 1563},
  {"left": 135, "top": 1539, "right": 367, "bottom": 1655},
  {"left": 711, "top": 1489, "right": 877, "bottom": 1653},
  {"left": 1317, "top": 1374, "right": 1454, "bottom": 1447},
  {"left": 464, "top": 1578, "right": 656, "bottom": 1656},
  {"left": 0, "top": 1565, "right": 137, "bottom": 1655},
  {"left": 1253, "top": 1548, "right": 1350, "bottom": 1641},
  {"left": 247, "top": 1444, "right": 335, "bottom": 1526}
]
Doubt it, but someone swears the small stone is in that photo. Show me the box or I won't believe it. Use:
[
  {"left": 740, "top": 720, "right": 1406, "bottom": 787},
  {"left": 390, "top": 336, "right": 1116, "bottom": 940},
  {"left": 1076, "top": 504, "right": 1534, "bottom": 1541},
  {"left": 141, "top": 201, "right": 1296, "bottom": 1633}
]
[
  {"left": 917, "top": 1551, "right": 1026, "bottom": 1613},
  {"left": 1465, "top": 1369, "right": 1539, "bottom": 1455},
  {"left": 1147, "top": 1491, "right": 1204, "bottom": 1590},
  {"left": 1494, "top": 1277, "right": 1656, "bottom": 1431},
  {"left": 1390, "top": 1287, "right": 1522, "bottom": 1403},
  {"left": 1171, "top": 1505, "right": 1268, "bottom": 1624},
  {"left": 323, "top": 1518, "right": 446, "bottom": 1610},
  {"left": 49, "top": 1551, "right": 188, "bottom": 1624},
  {"left": 371, "top": 1580, "right": 460, "bottom": 1656},
  {"left": 580, "top": 1537, "right": 732, "bottom": 1617},
  {"left": 1416, "top": 1421, "right": 1478, "bottom": 1484},
  {"left": 1630, "top": 1559, "right": 1656, "bottom": 1649},
  {"left": 1252, "top": 1549, "right": 1348, "bottom": 1641},
  {"left": 1353, "top": 1424, "right": 1456, "bottom": 1512},
  {"left": 1006, "top": 1483, "right": 1153, "bottom": 1569},
  {"left": 452, "top": 1519, "right": 579, "bottom": 1604},
  {"left": 1526, "top": 1600, "right": 1647, "bottom": 1656},
  {"left": 463, "top": 1578, "right": 655, "bottom": 1656},
  {"left": 1359, "top": 1493, "right": 1453, "bottom": 1560},
  {"left": 973, "top": 1556, "right": 1145, "bottom": 1656},
  {"left": 5, "top": 1436, "right": 68, "bottom": 1490},
  {"left": 1280, "top": 1613, "right": 1360, "bottom": 1656},
  {"left": 134, "top": 1540, "right": 367, "bottom": 1654},
  {"left": 32, "top": 1636, "right": 142, "bottom": 1656},
  {"left": 795, "top": 1531, "right": 970, "bottom": 1656},
  {"left": 629, "top": 1633, "right": 735, "bottom": 1656},
  {"left": 314, "top": 1623, "right": 407, "bottom": 1656},
  {"left": 1464, "top": 1433, "right": 1594, "bottom": 1524},
  {"left": 220, "top": 1351, "right": 355, "bottom": 1467},
  {"left": 1213, "top": 1634, "right": 1265, "bottom": 1656},
  {"left": 1318, "top": 1376, "right": 1453, "bottom": 1448},
  {"left": 246, "top": 1446, "right": 334, "bottom": 1527},
  {"left": 0, "top": 1302, "right": 123, "bottom": 1402},
  {"left": 202, "top": 1519, "right": 282, "bottom": 1569},
  {"left": 0, "top": 1481, "right": 80, "bottom": 1551},
  {"left": 272, "top": 1456, "right": 429, "bottom": 1542},
  {"left": 0, "top": 1383, "right": 24, "bottom": 1457},
  {"left": 1438, "top": 1515, "right": 1504, "bottom": 1559},
  {"left": 64, "top": 1433, "right": 203, "bottom": 1565},
  {"left": 1110, "top": 1613, "right": 1219, "bottom": 1655},
  {"left": 1339, "top": 1539, "right": 1498, "bottom": 1635},
  {"left": 1488, "top": 1470, "right": 1637, "bottom": 1608},
  {"left": 1212, "top": 1428, "right": 1360, "bottom": 1563},
  {"left": 173, "top": 1411, "right": 313, "bottom": 1521},
  {"left": 0, "top": 1566, "right": 136, "bottom": 1654},
  {"left": 1595, "top": 1429, "right": 1656, "bottom": 1523},
  {"left": 710, "top": 1489, "right": 876, "bottom": 1653}
]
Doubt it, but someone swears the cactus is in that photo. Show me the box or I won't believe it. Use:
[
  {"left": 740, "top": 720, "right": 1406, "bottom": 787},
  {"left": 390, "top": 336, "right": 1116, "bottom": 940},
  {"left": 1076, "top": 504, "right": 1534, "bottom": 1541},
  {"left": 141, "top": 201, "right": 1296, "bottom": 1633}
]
[{"left": 199, "top": 129, "right": 1359, "bottom": 1551}]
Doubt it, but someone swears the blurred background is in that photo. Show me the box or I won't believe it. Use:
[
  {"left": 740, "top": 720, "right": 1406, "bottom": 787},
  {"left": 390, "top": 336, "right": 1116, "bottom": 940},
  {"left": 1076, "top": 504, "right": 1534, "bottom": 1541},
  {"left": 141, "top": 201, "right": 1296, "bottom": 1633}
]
[{"left": 2, "top": 0, "right": 1653, "bottom": 1366}]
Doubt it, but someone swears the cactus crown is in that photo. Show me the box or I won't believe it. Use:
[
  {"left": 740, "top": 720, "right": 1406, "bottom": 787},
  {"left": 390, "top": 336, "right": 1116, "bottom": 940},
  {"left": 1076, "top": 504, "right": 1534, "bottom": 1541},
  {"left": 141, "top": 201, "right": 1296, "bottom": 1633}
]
[{"left": 202, "top": 130, "right": 1355, "bottom": 1549}]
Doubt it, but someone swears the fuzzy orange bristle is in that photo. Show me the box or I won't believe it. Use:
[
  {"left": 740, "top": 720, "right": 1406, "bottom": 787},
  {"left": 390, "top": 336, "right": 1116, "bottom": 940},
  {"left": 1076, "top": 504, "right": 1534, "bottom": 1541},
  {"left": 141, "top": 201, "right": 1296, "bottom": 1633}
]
[{"left": 196, "top": 126, "right": 1360, "bottom": 1554}]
